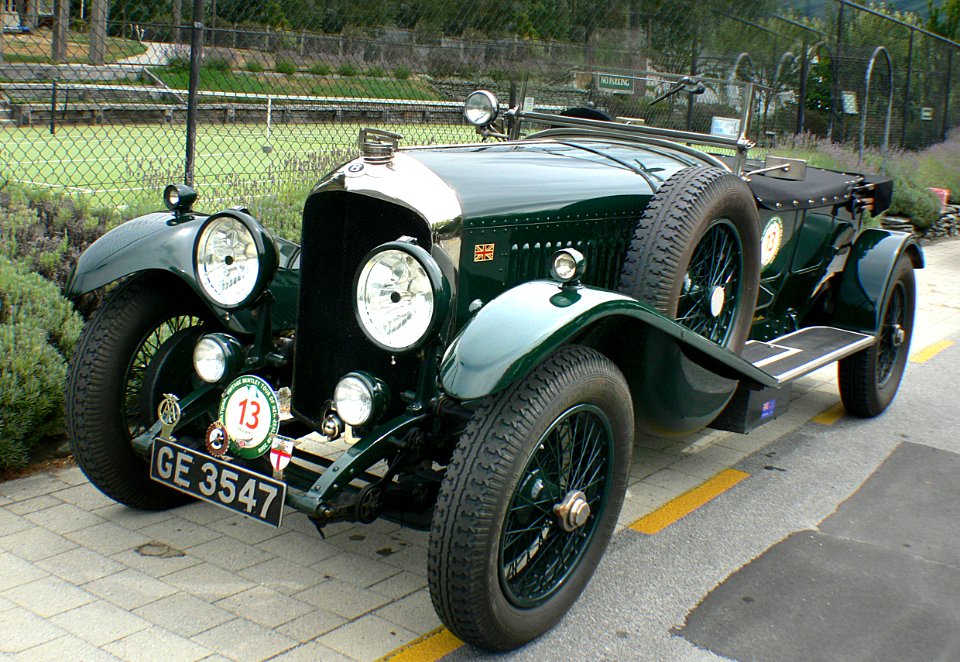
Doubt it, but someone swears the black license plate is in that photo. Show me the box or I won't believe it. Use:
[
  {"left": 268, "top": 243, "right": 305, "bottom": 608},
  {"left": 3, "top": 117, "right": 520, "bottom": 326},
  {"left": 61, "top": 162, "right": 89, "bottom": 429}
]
[{"left": 150, "top": 438, "right": 286, "bottom": 527}]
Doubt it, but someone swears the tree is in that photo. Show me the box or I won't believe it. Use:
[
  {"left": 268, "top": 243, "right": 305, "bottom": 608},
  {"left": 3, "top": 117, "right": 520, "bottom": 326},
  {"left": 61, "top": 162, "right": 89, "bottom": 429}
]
[{"left": 927, "top": 0, "right": 960, "bottom": 39}]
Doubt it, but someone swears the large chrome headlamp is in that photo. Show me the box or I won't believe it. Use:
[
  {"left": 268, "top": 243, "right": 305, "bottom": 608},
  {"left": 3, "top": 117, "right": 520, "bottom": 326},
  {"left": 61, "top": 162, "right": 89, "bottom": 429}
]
[
  {"left": 194, "top": 212, "right": 278, "bottom": 309},
  {"left": 354, "top": 241, "right": 449, "bottom": 352},
  {"left": 464, "top": 90, "right": 499, "bottom": 127}
]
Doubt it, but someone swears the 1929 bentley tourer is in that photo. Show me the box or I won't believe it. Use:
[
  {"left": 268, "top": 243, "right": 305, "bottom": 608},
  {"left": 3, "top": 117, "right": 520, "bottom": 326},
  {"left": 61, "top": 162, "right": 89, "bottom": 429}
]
[{"left": 65, "top": 72, "right": 921, "bottom": 650}]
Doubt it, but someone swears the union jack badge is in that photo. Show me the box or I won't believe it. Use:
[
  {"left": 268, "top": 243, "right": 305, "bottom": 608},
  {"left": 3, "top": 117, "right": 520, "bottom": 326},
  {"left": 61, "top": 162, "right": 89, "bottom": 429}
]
[
  {"left": 269, "top": 435, "right": 296, "bottom": 474},
  {"left": 474, "top": 243, "right": 495, "bottom": 262}
]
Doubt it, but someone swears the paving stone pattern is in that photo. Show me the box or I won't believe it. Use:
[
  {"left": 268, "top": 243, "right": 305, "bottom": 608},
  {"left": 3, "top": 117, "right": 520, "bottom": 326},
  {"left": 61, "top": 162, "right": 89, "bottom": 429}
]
[{"left": 1, "top": 240, "right": 958, "bottom": 661}]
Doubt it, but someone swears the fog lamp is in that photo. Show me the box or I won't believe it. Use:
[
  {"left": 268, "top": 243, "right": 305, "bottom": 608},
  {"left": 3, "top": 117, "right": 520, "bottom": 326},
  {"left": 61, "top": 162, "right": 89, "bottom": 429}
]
[
  {"left": 333, "top": 372, "right": 390, "bottom": 428},
  {"left": 163, "top": 183, "right": 197, "bottom": 214},
  {"left": 550, "top": 248, "right": 586, "bottom": 285},
  {"left": 193, "top": 333, "right": 243, "bottom": 383}
]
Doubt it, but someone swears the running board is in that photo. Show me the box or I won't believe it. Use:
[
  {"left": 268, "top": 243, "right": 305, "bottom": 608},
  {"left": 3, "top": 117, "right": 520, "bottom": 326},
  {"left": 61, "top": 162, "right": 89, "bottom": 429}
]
[
  {"left": 744, "top": 326, "right": 875, "bottom": 385},
  {"left": 709, "top": 326, "right": 874, "bottom": 433}
]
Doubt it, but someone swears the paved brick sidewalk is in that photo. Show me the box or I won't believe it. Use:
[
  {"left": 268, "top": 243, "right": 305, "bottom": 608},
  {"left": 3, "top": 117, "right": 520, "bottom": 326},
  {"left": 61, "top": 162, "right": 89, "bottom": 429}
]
[{"left": 2, "top": 240, "right": 958, "bottom": 662}]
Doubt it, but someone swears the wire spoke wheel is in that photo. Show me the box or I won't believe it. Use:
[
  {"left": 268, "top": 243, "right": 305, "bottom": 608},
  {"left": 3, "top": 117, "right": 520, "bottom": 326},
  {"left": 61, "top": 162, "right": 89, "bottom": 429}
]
[
  {"left": 839, "top": 253, "right": 916, "bottom": 418},
  {"left": 123, "top": 315, "right": 204, "bottom": 438},
  {"left": 499, "top": 404, "right": 613, "bottom": 608},
  {"left": 619, "top": 166, "right": 760, "bottom": 354},
  {"left": 428, "top": 346, "right": 633, "bottom": 651},
  {"left": 876, "top": 282, "right": 905, "bottom": 386},
  {"left": 67, "top": 274, "right": 215, "bottom": 510},
  {"left": 677, "top": 219, "right": 743, "bottom": 345}
]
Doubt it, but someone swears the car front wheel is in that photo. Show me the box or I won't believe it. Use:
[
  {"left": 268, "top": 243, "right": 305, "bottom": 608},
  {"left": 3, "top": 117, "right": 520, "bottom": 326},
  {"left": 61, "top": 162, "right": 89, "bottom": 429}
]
[
  {"left": 66, "top": 273, "right": 216, "bottom": 509},
  {"left": 428, "top": 346, "right": 633, "bottom": 651}
]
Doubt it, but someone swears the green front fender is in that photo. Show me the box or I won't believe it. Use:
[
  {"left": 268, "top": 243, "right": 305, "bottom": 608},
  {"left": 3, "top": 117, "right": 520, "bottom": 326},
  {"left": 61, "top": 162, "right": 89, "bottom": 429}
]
[
  {"left": 439, "top": 280, "right": 777, "bottom": 402},
  {"left": 66, "top": 210, "right": 300, "bottom": 333},
  {"left": 66, "top": 212, "right": 207, "bottom": 298},
  {"left": 833, "top": 228, "right": 924, "bottom": 335}
]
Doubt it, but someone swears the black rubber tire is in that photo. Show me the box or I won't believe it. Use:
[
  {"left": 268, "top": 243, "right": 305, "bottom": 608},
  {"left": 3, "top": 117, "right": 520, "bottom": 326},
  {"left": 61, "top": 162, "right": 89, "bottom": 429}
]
[
  {"left": 838, "top": 254, "right": 916, "bottom": 417},
  {"left": 66, "top": 273, "right": 213, "bottom": 510},
  {"left": 619, "top": 165, "right": 761, "bottom": 351},
  {"left": 428, "top": 346, "right": 633, "bottom": 651}
]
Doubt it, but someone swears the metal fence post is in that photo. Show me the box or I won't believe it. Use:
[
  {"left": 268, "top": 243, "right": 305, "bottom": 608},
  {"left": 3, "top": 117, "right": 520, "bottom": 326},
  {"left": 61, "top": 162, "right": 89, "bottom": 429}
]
[
  {"left": 184, "top": 0, "right": 204, "bottom": 186},
  {"left": 797, "top": 39, "right": 808, "bottom": 134},
  {"left": 943, "top": 47, "right": 954, "bottom": 143},
  {"left": 900, "top": 30, "right": 914, "bottom": 148},
  {"left": 829, "top": 0, "right": 845, "bottom": 141}
]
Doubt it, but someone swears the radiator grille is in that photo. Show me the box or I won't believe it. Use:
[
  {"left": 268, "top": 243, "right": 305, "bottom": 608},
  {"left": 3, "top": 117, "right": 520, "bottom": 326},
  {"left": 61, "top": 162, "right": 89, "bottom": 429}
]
[
  {"left": 292, "top": 191, "right": 431, "bottom": 428},
  {"left": 504, "top": 222, "right": 633, "bottom": 291}
]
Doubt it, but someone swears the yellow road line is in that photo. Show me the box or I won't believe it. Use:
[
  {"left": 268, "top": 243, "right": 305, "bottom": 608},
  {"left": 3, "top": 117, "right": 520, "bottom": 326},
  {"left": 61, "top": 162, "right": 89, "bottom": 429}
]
[
  {"left": 379, "top": 627, "right": 463, "bottom": 662},
  {"left": 629, "top": 469, "right": 749, "bottom": 535},
  {"left": 812, "top": 402, "right": 845, "bottom": 425},
  {"left": 911, "top": 339, "right": 955, "bottom": 364}
]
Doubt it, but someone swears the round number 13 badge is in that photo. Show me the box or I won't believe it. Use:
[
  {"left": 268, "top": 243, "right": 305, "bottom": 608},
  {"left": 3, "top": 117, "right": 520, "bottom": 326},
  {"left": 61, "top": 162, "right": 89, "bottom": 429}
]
[{"left": 219, "top": 375, "right": 280, "bottom": 458}]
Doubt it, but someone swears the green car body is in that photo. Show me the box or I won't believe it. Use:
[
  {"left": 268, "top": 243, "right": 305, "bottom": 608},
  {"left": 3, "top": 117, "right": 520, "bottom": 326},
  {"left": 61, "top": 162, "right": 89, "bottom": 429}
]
[{"left": 65, "top": 82, "right": 924, "bottom": 651}]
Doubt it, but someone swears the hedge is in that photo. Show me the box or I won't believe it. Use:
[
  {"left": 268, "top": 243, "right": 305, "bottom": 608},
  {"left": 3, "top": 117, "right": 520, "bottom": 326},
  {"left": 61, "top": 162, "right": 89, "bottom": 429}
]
[{"left": 0, "top": 258, "right": 83, "bottom": 470}]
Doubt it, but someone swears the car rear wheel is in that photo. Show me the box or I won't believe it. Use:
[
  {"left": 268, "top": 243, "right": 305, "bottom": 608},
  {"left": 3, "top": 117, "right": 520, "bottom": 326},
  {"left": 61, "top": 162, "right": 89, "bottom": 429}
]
[
  {"left": 66, "top": 273, "right": 215, "bottom": 510},
  {"left": 428, "top": 346, "right": 633, "bottom": 651},
  {"left": 619, "top": 165, "right": 761, "bottom": 351},
  {"left": 838, "top": 253, "right": 916, "bottom": 417}
]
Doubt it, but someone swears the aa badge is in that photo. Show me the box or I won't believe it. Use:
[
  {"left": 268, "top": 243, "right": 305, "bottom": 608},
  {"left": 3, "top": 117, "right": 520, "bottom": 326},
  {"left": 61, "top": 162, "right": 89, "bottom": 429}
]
[
  {"left": 157, "top": 393, "right": 181, "bottom": 439},
  {"left": 269, "top": 435, "right": 296, "bottom": 475}
]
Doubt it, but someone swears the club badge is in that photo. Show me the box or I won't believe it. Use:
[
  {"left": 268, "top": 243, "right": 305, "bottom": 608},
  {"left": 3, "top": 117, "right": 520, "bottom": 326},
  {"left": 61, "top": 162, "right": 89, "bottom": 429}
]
[
  {"left": 205, "top": 421, "right": 230, "bottom": 457},
  {"left": 760, "top": 217, "right": 784, "bottom": 267},
  {"left": 218, "top": 375, "right": 280, "bottom": 459},
  {"left": 474, "top": 243, "right": 495, "bottom": 262},
  {"left": 269, "top": 435, "right": 296, "bottom": 475}
]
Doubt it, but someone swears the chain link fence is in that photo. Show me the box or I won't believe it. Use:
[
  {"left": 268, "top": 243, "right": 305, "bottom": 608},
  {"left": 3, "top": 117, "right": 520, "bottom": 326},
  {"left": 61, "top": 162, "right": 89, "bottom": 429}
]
[{"left": 1, "top": 0, "right": 958, "bottom": 234}]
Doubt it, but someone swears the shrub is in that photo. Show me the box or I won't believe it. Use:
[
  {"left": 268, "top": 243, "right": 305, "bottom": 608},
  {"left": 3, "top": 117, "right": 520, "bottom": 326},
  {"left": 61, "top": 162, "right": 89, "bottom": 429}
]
[
  {"left": 392, "top": 65, "right": 411, "bottom": 80},
  {"left": 166, "top": 54, "right": 190, "bottom": 71},
  {"left": 243, "top": 59, "right": 264, "bottom": 73},
  {"left": 275, "top": 59, "right": 297, "bottom": 76},
  {"left": 0, "top": 185, "right": 109, "bottom": 300},
  {"left": 887, "top": 179, "right": 942, "bottom": 229},
  {"left": 365, "top": 65, "right": 386, "bottom": 78},
  {"left": 336, "top": 62, "right": 361, "bottom": 77},
  {"left": 309, "top": 62, "right": 332, "bottom": 76},
  {"left": 0, "top": 258, "right": 83, "bottom": 471},
  {"left": 204, "top": 56, "right": 232, "bottom": 73}
]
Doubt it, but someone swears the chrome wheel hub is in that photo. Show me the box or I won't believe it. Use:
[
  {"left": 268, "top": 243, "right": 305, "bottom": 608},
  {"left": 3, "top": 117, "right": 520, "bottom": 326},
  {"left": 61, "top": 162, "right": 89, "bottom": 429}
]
[
  {"left": 891, "top": 324, "right": 905, "bottom": 347},
  {"left": 553, "top": 490, "right": 591, "bottom": 532},
  {"left": 709, "top": 286, "right": 726, "bottom": 318}
]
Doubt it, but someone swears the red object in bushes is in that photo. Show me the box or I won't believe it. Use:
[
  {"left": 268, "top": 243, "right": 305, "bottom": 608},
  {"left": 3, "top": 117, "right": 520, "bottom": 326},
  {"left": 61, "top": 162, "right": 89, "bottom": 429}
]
[{"left": 928, "top": 187, "right": 950, "bottom": 211}]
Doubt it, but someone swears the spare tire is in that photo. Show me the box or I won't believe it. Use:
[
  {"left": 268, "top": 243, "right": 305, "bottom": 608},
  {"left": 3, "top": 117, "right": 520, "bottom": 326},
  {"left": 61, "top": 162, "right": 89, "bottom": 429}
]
[{"left": 619, "top": 165, "right": 760, "bottom": 351}]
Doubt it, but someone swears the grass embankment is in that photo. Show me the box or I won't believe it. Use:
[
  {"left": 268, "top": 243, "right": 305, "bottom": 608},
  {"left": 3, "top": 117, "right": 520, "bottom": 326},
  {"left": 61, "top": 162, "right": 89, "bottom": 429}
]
[
  {"left": 151, "top": 67, "right": 441, "bottom": 101},
  {"left": 1, "top": 29, "right": 148, "bottom": 64}
]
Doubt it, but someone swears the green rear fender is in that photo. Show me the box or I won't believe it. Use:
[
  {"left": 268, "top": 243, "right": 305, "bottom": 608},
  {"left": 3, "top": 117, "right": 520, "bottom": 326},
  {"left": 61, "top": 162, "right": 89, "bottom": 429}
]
[
  {"left": 440, "top": 281, "right": 778, "bottom": 405},
  {"left": 832, "top": 228, "right": 924, "bottom": 335}
]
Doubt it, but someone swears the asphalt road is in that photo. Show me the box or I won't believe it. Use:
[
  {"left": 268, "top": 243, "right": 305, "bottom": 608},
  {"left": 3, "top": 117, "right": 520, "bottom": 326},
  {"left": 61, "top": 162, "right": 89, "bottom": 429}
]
[{"left": 446, "top": 271, "right": 960, "bottom": 660}]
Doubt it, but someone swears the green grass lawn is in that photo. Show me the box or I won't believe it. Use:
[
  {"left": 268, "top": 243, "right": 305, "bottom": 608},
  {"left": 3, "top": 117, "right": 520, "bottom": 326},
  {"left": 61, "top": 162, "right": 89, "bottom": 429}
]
[{"left": 0, "top": 121, "right": 476, "bottom": 238}]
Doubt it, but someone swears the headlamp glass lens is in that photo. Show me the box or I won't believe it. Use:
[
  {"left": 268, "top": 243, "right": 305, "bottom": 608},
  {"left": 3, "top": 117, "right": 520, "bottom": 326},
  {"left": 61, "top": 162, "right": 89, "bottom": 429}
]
[
  {"left": 356, "top": 249, "right": 434, "bottom": 350},
  {"left": 334, "top": 376, "right": 374, "bottom": 426},
  {"left": 196, "top": 216, "right": 260, "bottom": 307}
]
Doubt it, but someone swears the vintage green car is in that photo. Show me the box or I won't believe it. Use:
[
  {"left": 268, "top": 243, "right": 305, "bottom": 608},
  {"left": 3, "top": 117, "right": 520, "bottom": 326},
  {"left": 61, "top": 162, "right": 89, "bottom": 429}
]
[{"left": 65, "top": 73, "right": 921, "bottom": 650}]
